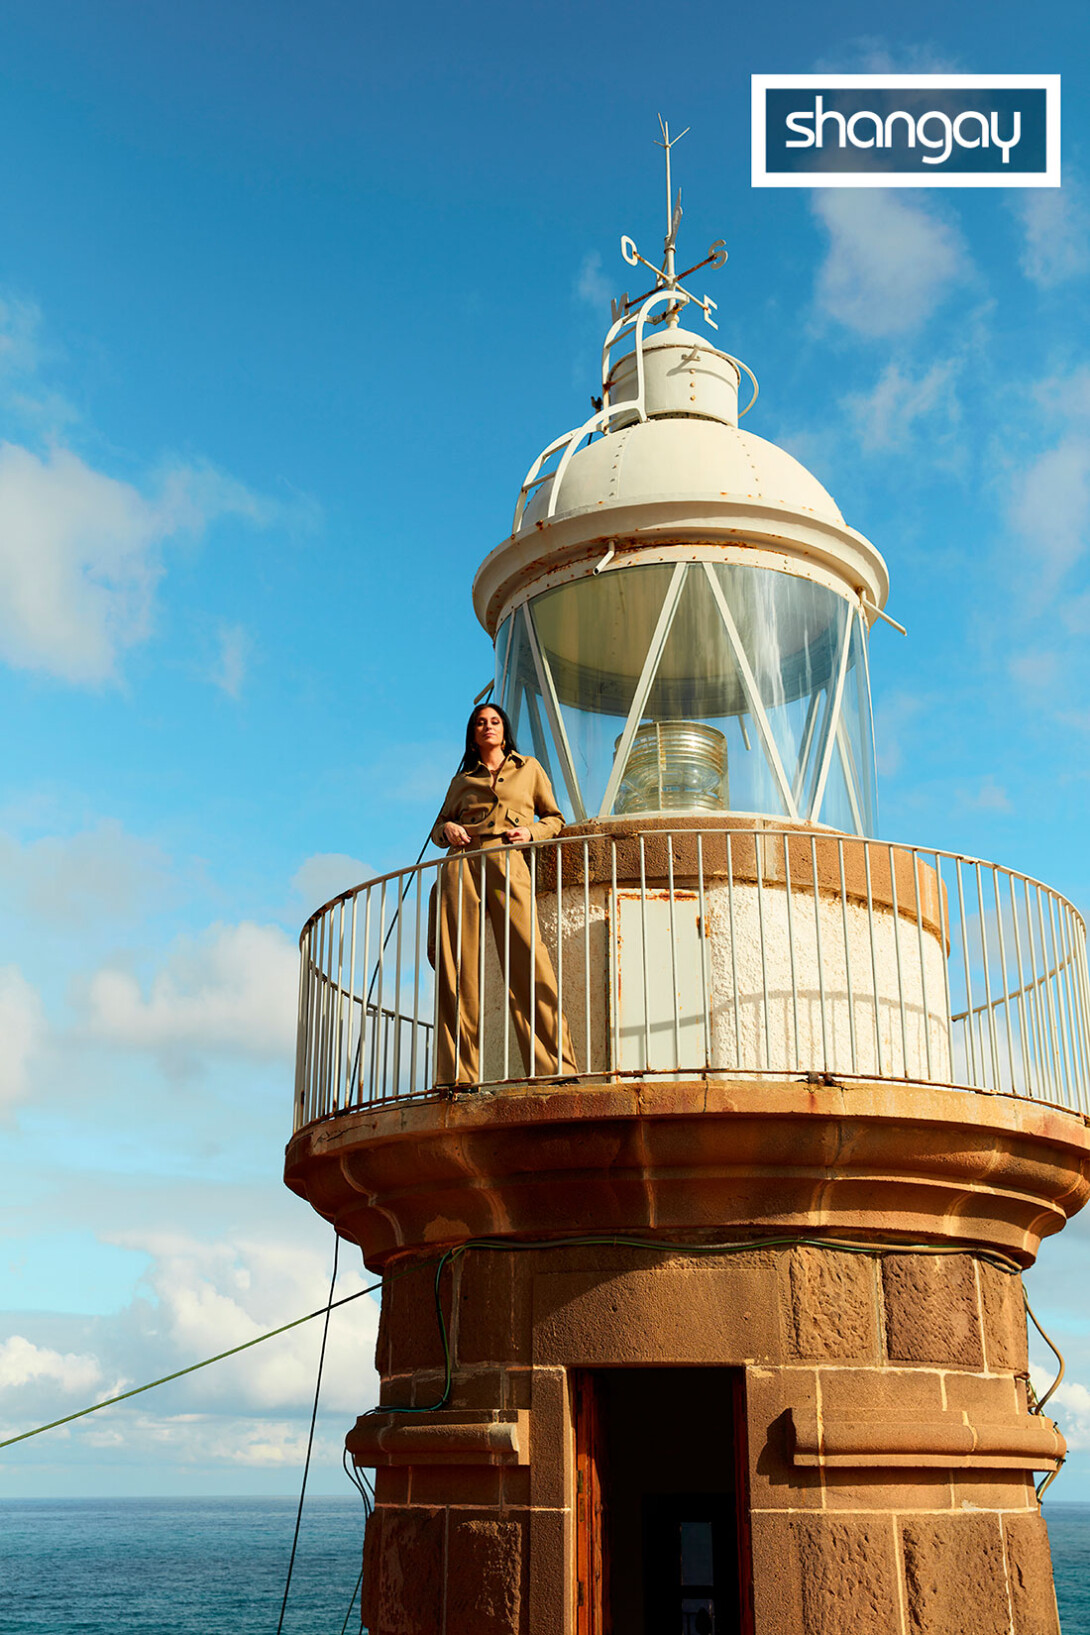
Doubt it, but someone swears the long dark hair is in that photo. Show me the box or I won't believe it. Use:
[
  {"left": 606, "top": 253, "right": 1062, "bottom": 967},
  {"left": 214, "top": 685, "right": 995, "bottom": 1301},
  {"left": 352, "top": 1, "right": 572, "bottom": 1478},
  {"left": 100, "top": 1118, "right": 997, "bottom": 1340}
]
[{"left": 456, "top": 702, "right": 518, "bottom": 773}]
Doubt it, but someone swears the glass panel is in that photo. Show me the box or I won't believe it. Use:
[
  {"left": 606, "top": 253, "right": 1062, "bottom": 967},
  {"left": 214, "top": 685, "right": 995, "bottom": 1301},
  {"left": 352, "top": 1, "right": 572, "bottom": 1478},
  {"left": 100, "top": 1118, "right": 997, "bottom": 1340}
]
[
  {"left": 494, "top": 614, "right": 514, "bottom": 700},
  {"left": 497, "top": 564, "right": 877, "bottom": 829},
  {"left": 499, "top": 606, "right": 564, "bottom": 802},
  {"left": 531, "top": 565, "right": 678, "bottom": 816},
  {"left": 709, "top": 562, "right": 847, "bottom": 817},
  {"left": 679, "top": 1520, "right": 715, "bottom": 1586}
]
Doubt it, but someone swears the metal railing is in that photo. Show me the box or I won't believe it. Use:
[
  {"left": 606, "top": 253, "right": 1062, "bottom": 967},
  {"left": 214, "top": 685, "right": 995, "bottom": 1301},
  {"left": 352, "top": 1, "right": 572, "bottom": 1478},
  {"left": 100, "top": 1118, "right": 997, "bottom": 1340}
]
[{"left": 293, "top": 829, "right": 1090, "bottom": 1130}]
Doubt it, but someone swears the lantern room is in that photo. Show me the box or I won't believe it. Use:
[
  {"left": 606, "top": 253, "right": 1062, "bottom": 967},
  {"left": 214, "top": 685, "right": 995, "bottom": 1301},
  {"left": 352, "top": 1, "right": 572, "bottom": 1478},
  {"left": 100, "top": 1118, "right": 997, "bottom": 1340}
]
[{"left": 474, "top": 225, "right": 889, "bottom": 837}]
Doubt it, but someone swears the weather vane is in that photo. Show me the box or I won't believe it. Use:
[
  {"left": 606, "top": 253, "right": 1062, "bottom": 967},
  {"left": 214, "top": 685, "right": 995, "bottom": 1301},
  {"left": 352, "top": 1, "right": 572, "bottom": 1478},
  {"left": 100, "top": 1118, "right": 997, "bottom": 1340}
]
[{"left": 612, "top": 116, "right": 728, "bottom": 330}]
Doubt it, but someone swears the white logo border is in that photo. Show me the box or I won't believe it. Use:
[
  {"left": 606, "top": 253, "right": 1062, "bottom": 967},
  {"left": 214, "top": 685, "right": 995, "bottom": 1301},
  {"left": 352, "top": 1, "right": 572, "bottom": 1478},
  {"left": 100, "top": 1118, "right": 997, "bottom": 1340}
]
[{"left": 751, "top": 74, "right": 1061, "bottom": 188}]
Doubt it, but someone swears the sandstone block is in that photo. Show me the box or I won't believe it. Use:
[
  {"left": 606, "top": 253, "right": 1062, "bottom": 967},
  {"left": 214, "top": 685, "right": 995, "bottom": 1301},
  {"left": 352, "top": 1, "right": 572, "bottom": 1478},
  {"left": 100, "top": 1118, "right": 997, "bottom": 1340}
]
[
  {"left": 446, "top": 1518, "right": 523, "bottom": 1635},
  {"left": 1004, "top": 1512, "right": 1061, "bottom": 1635},
  {"left": 385, "top": 1256, "right": 454, "bottom": 1372},
  {"left": 532, "top": 1263, "right": 779, "bottom": 1365},
  {"left": 883, "top": 1254, "right": 984, "bottom": 1367},
  {"left": 978, "top": 1261, "right": 1029, "bottom": 1373},
  {"left": 746, "top": 1366, "right": 823, "bottom": 1510},
  {"left": 901, "top": 1515, "right": 1009, "bottom": 1634},
  {"left": 528, "top": 1367, "right": 569, "bottom": 1509},
  {"left": 751, "top": 1513, "right": 898, "bottom": 1635},
  {"left": 360, "top": 1507, "right": 444, "bottom": 1635},
  {"left": 786, "top": 1246, "right": 879, "bottom": 1361}
]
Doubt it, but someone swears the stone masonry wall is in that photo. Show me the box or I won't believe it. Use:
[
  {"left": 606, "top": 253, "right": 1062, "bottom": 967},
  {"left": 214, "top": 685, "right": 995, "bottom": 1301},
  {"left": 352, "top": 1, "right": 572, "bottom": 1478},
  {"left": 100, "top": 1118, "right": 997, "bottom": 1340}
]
[{"left": 357, "top": 1242, "right": 1061, "bottom": 1635}]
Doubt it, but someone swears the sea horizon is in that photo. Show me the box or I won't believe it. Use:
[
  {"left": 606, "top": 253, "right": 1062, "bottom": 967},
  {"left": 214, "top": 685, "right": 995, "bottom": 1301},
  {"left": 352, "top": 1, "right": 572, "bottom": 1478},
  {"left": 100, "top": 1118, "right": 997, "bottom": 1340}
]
[{"left": 1, "top": 1494, "right": 1087, "bottom": 1633}]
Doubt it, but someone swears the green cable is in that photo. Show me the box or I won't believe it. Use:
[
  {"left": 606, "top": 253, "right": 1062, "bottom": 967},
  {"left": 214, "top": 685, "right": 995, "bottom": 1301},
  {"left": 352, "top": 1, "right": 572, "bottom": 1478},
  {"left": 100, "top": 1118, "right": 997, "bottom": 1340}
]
[
  {"left": 0, "top": 1277, "right": 386, "bottom": 1451},
  {"left": 371, "top": 1232, "right": 1026, "bottom": 1419}
]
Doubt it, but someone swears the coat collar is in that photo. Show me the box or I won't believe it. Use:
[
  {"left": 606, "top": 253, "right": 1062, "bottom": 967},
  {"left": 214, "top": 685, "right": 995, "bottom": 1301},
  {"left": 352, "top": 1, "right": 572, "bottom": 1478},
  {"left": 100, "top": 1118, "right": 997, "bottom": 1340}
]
[{"left": 469, "top": 750, "right": 526, "bottom": 773}]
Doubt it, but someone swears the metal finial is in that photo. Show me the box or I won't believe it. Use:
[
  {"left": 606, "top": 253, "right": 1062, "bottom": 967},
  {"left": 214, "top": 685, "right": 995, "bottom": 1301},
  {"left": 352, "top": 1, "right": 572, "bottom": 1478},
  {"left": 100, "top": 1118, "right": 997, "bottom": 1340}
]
[
  {"left": 614, "top": 121, "right": 727, "bottom": 332},
  {"left": 654, "top": 115, "right": 690, "bottom": 295}
]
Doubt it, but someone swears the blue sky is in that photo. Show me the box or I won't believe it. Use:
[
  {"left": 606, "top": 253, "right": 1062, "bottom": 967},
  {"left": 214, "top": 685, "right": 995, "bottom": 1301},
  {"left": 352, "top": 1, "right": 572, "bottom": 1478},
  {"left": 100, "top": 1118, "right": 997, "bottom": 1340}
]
[{"left": 2, "top": 0, "right": 1090, "bottom": 1505}]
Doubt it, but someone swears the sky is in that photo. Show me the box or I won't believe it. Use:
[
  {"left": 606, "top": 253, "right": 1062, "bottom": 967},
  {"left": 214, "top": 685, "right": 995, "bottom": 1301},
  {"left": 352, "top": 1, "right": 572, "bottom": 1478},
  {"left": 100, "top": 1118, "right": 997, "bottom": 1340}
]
[{"left": 2, "top": 0, "right": 1090, "bottom": 1516}]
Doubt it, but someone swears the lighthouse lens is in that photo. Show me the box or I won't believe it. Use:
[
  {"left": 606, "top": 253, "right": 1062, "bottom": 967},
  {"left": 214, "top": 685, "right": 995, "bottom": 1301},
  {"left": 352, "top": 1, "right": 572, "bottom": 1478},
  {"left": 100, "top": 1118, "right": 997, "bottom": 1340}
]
[{"left": 498, "top": 561, "right": 875, "bottom": 833}]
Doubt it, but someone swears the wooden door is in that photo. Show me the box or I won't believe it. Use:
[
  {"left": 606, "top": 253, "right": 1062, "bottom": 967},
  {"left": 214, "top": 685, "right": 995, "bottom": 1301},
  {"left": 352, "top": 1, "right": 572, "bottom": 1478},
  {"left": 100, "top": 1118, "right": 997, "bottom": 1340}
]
[{"left": 572, "top": 1371, "right": 608, "bottom": 1634}]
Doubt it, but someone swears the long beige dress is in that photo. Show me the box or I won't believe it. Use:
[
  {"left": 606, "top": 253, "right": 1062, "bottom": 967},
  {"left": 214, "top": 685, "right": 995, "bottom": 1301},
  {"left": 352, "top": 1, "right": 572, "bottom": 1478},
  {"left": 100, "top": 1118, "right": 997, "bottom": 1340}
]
[{"left": 432, "top": 753, "right": 577, "bottom": 1086}]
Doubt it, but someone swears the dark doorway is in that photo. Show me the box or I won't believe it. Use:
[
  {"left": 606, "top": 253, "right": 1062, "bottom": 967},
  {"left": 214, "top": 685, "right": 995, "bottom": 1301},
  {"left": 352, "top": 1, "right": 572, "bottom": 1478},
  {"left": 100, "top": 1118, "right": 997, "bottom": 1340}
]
[{"left": 572, "top": 1368, "right": 752, "bottom": 1635}]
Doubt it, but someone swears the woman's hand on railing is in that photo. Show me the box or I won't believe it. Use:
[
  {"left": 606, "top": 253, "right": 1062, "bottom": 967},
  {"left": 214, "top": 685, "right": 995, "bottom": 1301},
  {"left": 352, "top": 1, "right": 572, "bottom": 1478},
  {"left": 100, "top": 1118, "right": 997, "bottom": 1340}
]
[
  {"left": 443, "top": 822, "right": 472, "bottom": 849},
  {"left": 502, "top": 826, "right": 532, "bottom": 845}
]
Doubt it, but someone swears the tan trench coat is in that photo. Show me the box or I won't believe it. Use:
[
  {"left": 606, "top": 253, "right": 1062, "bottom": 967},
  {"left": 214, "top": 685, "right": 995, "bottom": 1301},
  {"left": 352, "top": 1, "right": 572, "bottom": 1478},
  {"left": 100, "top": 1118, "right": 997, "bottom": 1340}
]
[{"left": 432, "top": 753, "right": 576, "bottom": 1085}]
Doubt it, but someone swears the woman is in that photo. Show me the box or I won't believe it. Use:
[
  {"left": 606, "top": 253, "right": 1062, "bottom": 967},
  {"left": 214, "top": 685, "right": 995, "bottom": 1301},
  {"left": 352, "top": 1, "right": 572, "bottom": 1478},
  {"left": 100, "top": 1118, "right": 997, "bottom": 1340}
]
[{"left": 433, "top": 703, "right": 577, "bottom": 1087}]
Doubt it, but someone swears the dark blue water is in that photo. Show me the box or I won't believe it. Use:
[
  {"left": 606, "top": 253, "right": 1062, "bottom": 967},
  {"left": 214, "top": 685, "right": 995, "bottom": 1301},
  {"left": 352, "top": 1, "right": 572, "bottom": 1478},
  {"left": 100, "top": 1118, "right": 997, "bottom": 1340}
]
[
  {"left": 0, "top": 1497, "right": 368, "bottom": 1635},
  {"left": 1, "top": 1496, "right": 1087, "bottom": 1632}
]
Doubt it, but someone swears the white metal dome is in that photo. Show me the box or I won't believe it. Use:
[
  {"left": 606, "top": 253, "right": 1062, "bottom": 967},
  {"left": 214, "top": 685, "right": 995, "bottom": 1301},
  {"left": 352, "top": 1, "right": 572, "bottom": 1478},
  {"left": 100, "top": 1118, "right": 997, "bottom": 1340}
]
[{"left": 520, "top": 416, "right": 845, "bottom": 532}]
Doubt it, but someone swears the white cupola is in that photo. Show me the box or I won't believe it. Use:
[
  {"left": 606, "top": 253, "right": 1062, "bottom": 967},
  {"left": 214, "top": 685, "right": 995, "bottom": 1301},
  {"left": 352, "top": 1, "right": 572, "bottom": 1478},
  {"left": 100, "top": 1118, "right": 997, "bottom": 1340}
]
[{"left": 473, "top": 132, "right": 889, "bottom": 836}]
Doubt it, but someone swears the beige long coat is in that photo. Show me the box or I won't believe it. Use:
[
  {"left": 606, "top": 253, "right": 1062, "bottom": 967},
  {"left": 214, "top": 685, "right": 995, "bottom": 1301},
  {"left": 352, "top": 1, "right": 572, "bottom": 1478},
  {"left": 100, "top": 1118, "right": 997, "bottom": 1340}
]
[{"left": 433, "top": 753, "right": 576, "bottom": 1085}]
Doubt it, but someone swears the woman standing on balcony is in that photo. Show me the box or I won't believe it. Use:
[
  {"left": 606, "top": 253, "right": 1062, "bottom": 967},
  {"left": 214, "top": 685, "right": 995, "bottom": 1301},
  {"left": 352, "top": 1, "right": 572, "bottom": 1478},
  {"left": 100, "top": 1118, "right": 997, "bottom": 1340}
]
[{"left": 433, "top": 703, "right": 577, "bottom": 1087}]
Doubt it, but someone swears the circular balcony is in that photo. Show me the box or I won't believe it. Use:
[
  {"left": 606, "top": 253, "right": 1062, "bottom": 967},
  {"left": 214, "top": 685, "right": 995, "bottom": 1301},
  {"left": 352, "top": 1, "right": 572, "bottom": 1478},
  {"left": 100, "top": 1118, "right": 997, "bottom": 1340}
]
[{"left": 292, "top": 820, "right": 1090, "bottom": 1128}]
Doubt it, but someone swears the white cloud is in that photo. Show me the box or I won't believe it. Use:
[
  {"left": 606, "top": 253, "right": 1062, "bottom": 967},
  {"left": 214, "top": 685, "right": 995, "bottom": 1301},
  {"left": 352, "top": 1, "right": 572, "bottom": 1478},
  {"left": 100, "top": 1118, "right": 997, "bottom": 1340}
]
[
  {"left": 1014, "top": 186, "right": 1090, "bottom": 289},
  {"left": 1033, "top": 366, "right": 1090, "bottom": 424},
  {"left": 86, "top": 920, "right": 298, "bottom": 1062},
  {"left": 812, "top": 190, "right": 969, "bottom": 337},
  {"left": 0, "top": 1335, "right": 104, "bottom": 1398},
  {"left": 812, "top": 38, "right": 959, "bottom": 74},
  {"left": 1033, "top": 1374, "right": 1090, "bottom": 1451},
  {"left": 1009, "top": 650, "right": 1062, "bottom": 691},
  {"left": 0, "top": 444, "right": 271, "bottom": 684},
  {"left": 962, "top": 777, "right": 1013, "bottom": 814},
  {"left": 209, "top": 621, "right": 251, "bottom": 699},
  {"left": 873, "top": 690, "right": 929, "bottom": 777},
  {"left": 0, "top": 966, "right": 45, "bottom": 1112},
  {"left": 0, "top": 1234, "right": 380, "bottom": 1469},
  {"left": 1008, "top": 436, "right": 1090, "bottom": 591},
  {"left": 844, "top": 358, "right": 959, "bottom": 451},
  {"left": 0, "top": 819, "right": 171, "bottom": 925},
  {"left": 291, "top": 853, "right": 375, "bottom": 911},
  {"left": 575, "top": 251, "right": 612, "bottom": 312}
]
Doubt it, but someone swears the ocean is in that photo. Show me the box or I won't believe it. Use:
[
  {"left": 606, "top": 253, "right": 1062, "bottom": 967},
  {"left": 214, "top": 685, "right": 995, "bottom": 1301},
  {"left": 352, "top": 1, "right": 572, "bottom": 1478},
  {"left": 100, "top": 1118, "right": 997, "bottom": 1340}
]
[{"left": 1, "top": 1496, "right": 1088, "bottom": 1632}]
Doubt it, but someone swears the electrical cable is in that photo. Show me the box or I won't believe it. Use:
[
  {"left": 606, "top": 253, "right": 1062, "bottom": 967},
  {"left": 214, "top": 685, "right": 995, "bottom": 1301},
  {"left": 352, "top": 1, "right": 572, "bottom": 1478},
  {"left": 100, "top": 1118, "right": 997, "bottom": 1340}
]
[
  {"left": 337, "top": 1565, "right": 365, "bottom": 1635},
  {"left": 276, "top": 1233, "right": 340, "bottom": 1635},
  {"left": 0, "top": 1275, "right": 390, "bottom": 1451},
  {"left": 358, "top": 1232, "right": 1026, "bottom": 1418},
  {"left": 1023, "top": 1289, "right": 1068, "bottom": 1501}
]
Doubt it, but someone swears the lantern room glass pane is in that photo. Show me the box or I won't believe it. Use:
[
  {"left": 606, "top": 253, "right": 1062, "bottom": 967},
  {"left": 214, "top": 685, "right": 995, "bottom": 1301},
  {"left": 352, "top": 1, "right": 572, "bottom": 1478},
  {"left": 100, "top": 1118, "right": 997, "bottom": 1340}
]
[
  {"left": 498, "top": 562, "right": 876, "bottom": 834},
  {"left": 501, "top": 606, "right": 563, "bottom": 795}
]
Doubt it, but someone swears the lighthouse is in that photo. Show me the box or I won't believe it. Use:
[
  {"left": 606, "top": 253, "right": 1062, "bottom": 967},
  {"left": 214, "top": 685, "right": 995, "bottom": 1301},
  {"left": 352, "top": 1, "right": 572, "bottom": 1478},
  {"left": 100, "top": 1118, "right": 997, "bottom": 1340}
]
[{"left": 285, "top": 134, "right": 1090, "bottom": 1635}]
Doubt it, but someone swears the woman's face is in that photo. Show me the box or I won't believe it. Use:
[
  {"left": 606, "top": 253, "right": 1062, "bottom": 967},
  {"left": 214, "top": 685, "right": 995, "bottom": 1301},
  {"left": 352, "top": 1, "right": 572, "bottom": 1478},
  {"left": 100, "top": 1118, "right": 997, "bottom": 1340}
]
[{"left": 473, "top": 708, "right": 505, "bottom": 756}]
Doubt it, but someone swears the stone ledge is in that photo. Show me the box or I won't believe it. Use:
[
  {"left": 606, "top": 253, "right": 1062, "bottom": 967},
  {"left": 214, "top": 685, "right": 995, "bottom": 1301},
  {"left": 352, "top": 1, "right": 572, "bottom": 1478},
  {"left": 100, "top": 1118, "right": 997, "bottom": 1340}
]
[
  {"left": 790, "top": 1407, "right": 1064, "bottom": 1471},
  {"left": 284, "top": 1077, "right": 1090, "bottom": 1268},
  {"left": 347, "top": 1409, "right": 529, "bottom": 1467}
]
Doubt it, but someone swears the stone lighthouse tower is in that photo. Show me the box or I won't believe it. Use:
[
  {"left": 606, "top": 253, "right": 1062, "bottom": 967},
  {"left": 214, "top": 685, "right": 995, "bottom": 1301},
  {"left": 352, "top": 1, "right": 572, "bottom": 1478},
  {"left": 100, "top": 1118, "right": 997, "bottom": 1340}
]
[{"left": 286, "top": 137, "right": 1090, "bottom": 1635}]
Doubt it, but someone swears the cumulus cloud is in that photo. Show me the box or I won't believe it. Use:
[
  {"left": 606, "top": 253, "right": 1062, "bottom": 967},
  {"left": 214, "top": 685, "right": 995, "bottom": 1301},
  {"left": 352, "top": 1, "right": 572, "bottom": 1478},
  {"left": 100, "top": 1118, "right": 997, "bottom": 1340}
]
[
  {"left": 812, "top": 190, "right": 969, "bottom": 337},
  {"left": 291, "top": 853, "right": 375, "bottom": 911},
  {"left": 844, "top": 358, "right": 960, "bottom": 451},
  {"left": 1009, "top": 650, "right": 1062, "bottom": 691},
  {"left": 0, "top": 444, "right": 270, "bottom": 684},
  {"left": 1013, "top": 185, "right": 1090, "bottom": 290},
  {"left": 961, "top": 777, "right": 1013, "bottom": 813},
  {"left": 575, "top": 250, "right": 612, "bottom": 311},
  {"left": 86, "top": 921, "right": 298, "bottom": 1063},
  {"left": 1032, "top": 1374, "right": 1090, "bottom": 1451},
  {"left": 209, "top": 621, "right": 251, "bottom": 699},
  {"left": 0, "top": 1234, "right": 380, "bottom": 1469},
  {"left": 0, "top": 965, "right": 45, "bottom": 1111},
  {"left": 0, "top": 1335, "right": 104, "bottom": 1399},
  {"left": 0, "top": 819, "right": 171, "bottom": 925},
  {"left": 1008, "top": 436, "right": 1090, "bottom": 592}
]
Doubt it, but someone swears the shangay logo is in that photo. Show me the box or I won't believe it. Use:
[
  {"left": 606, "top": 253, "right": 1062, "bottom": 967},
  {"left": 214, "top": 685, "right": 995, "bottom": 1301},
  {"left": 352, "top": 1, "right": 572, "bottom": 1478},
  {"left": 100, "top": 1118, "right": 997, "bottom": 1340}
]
[{"left": 752, "top": 75, "right": 1060, "bottom": 187}]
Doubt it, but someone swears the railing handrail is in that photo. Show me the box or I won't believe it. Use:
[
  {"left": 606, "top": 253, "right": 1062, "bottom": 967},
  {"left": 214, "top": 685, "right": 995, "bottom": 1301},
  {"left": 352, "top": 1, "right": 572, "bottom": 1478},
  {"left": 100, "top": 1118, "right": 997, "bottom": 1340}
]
[
  {"left": 294, "top": 825, "right": 1090, "bottom": 1130},
  {"left": 299, "top": 827, "right": 1088, "bottom": 945}
]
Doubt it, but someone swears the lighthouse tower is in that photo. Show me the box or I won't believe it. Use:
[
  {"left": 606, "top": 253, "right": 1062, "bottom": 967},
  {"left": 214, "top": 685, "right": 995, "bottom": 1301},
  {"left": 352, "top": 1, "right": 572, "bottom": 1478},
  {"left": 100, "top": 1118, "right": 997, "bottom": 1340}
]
[{"left": 286, "top": 137, "right": 1090, "bottom": 1635}]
